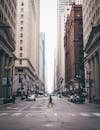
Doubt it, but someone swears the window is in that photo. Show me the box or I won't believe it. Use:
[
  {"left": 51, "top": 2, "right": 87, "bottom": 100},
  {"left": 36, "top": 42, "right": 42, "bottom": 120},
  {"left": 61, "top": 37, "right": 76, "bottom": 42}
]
[
  {"left": 20, "top": 20, "right": 23, "bottom": 24},
  {"left": 19, "top": 60, "right": 22, "bottom": 64},
  {"left": 21, "top": 14, "right": 24, "bottom": 18},
  {"left": 20, "top": 27, "right": 23, "bottom": 31},
  {"left": 21, "top": 2, "right": 24, "bottom": 6},
  {"left": 20, "top": 53, "right": 22, "bottom": 57},
  {"left": 21, "top": 8, "right": 24, "bottom": 12},
  {"left": 20, "top": 33, "right": 23, "bottom": 37},
  {"left": 20, "top": 40, "right": 23, "bottom": 44},
  {"left": 20, "top": 46, "right": 23, "bottom": 50}
]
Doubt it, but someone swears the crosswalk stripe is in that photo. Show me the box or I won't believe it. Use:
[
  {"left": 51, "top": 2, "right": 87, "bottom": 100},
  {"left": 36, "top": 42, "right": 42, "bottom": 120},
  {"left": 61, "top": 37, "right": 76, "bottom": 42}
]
[
  {"left": 0, "top": 112, "right": 100, "bottom": 117},
  {"left": 93, "top": 113, "right": 100, "bottom": 116},
  {"left": 68, "top": 113, "right": 76, "bottom": 116},
  {"left": 11, "top": 113, "right": 22, "bottom": 116},
  {"left": 80, "top": 113, "right": 91, "bottom": 116},
  {"left": 30, "top": 106, "right": 47, "bottom": 109},
  {"left": 12, "top": 107, "right": 19, "bottom": 109},
  {"left": 24, "top": 113, "right": 34, "bottom": 117},
  {"left": 0, "top": 113, "right": 8, "bottom": 116}
]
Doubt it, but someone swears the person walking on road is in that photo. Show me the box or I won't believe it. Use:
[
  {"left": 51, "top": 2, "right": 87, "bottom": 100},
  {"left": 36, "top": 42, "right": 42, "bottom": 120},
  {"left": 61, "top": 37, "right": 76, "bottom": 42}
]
[
  {"left": 48, "top": 95, "right": 53, "bottom": 107},
  {"left": 12, "top": 94, "right": 16, "bottom": 104}
]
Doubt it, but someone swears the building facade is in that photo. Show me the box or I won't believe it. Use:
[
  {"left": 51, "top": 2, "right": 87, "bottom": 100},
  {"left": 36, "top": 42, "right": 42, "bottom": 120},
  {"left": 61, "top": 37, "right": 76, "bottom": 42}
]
[
  {"left": 39, "top": 32, "right": 45, "bottom": 92},
  {"left": 35, "top": 0, "right": 40, "bottom": 76},
  {"left": 15, "top": 0, "right": 40, "bottom": 96},
  {"left": 57, "top": 0, "right": 72, "bottom": 94},
  {"left": 83, "top": 0, "right": 100, "bottom": 103},
  {"left": 0, "top": 0, "right": 16, "bottom": 102},
  {"left": 57, "top": 0, "right": 83, "bottom": 94},
  {"left": 64, "top": 3, "right": 84, "bottom": 94}
]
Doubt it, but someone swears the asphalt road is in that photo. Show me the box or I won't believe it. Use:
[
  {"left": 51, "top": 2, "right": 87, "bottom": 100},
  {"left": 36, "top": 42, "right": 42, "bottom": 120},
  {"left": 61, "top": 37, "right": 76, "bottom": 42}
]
[{"left": 0, "top": 96, "right": 100, "bottom": 130}]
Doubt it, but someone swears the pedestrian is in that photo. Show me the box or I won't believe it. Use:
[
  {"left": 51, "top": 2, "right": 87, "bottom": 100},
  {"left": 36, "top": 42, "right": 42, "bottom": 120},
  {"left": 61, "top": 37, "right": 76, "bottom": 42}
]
[
  {"left": 12, "top": 94, "right": 16, "bottom": 104},
  {"left": 48, "top": 95, "right": 53, "bottom": 107},
  {"left": 93, "top": 95, "right": 96, "bottom": 104}
]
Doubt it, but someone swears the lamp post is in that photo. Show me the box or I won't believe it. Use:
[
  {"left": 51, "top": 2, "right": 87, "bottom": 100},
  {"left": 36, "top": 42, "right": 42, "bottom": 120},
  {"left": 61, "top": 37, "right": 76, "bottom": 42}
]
[
  {"left": 87, "top": 71, "right": 92, "bottom": 103},
  {"left": 75, "top": 74, "right": 81, "bottom": 94}
]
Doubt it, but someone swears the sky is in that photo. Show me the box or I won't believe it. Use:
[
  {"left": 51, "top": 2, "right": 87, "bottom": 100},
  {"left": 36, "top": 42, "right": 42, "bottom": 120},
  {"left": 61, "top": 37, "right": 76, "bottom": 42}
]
[{"left": 40, "top": 0, "right": 57, "bottom": 93}]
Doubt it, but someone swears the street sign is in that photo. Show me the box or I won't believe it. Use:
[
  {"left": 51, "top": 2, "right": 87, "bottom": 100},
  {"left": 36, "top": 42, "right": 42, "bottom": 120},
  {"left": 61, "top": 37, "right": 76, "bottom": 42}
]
[{"left": 85, "top": 81, "right": 89, "bottom": 88}]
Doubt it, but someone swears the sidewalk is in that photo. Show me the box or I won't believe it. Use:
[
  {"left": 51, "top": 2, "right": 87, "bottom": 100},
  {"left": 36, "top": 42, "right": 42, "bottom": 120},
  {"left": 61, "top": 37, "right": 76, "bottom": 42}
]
[{"left": 0, "top": 97, "right": 24, "bottom": 107}]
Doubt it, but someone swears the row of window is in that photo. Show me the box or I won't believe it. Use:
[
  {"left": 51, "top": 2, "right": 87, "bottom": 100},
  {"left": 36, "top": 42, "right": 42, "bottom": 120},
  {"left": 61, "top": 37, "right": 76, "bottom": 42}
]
[
  {"left": 0, "top": 0, "right": 16, "bottom": 25},
  {"left": 19, "top": 1, "right": 24, "bottom": 64}
]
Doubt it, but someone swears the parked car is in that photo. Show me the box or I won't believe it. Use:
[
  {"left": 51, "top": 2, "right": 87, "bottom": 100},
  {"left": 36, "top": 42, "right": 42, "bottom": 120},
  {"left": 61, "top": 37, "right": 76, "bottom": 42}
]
[
  {"left": 27, "top": 94, "right": 36, "bottom": 101},
  {"left": 21, "top": 95, "right": 26, "bottom": 100},
  {"left": 69, "top": 94, "right": 85, "bottom": 104}
]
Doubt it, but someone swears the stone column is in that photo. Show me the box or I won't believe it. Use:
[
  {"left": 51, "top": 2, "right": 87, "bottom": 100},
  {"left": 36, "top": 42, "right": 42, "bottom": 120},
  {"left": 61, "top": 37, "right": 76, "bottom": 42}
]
[
  {"left": 94, "top": 51, "right": 100, "bottom": 103},
  {"left": 88, "top": 59, "right": 92, "bottom": 103},
  {"left": 0, "top": 52, "right": 2, "bottom": 98},
  {"left": 6, "top": 55, "right": 10, "bottom": 98},
  {"left": 91, "top": 57, "right": 95, "bottom": 97},
  {"left": 0, "top": 52, "right": 5, "bottom": 98}
]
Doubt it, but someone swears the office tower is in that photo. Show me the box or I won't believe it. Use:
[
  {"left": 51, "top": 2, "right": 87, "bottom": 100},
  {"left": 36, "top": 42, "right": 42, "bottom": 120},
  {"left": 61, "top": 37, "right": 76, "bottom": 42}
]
[{"left": 15, "top": 0, "right": 40, "bottom": 94}]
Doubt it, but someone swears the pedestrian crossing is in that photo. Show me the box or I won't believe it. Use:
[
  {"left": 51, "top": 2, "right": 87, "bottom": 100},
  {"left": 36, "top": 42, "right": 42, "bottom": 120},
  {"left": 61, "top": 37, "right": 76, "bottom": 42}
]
[{"left": 0, "top": 112, "right": 100, "bottom": 118}]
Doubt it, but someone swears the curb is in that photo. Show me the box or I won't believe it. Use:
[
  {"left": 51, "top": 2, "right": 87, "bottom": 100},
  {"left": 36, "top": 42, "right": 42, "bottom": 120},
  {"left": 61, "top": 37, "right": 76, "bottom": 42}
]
[{"left": 0, "top": 97, "right": 23, "bottom": 107}]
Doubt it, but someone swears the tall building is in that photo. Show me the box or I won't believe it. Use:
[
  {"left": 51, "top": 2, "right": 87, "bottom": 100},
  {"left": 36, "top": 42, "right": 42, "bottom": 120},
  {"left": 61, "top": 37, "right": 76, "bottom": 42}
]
[
  {"left": 57, "top": 0, "right": 72, "bottom": 93},
  {"left": 64, "top": 3, "right": 84, "bottom": 93},
  {"left": 0, "top": 0, "right": 16, "bottom": 102},
  {"left": 39, "top": 32, "right": 45, "bottom": 92},
  {"left": 83, "top": 0, "right": 100, "bottom": 103},
  {"left": 56, "top": 0, "right": 82, "bottom": 92},
  {"left": 35, "top": 0, "right": 40, "bottom": 76},
  {"left": 54, "top": 48, "right": 58, "bottom": 93},
  {"left": 15, "top": 0, "right": 40, "bottom": 95}
]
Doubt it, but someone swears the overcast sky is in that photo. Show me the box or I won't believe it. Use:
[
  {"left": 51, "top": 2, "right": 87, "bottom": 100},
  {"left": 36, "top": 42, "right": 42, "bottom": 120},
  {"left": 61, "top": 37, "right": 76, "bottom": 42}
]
[{"left": 40, "top": 0, "right": 57, "bottom": 93}]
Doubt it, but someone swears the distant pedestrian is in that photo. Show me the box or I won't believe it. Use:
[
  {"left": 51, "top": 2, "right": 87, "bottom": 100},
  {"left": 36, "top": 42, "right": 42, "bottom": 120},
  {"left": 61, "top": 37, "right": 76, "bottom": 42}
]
[
  {"left": 48, "top": 95, "right": 53, "bottom": 107},
  {"left": 12, "top": 94, "right": 16, "bottom": 104},
  {"left": 93, "top": 95, "right": 96, "bottom": 104}
]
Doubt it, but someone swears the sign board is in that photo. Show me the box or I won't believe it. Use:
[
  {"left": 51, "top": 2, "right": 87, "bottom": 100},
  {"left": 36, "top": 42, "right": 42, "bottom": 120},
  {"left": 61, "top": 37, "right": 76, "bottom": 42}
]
[{"left": 85, "top": 81, "right": 89, "bottom": 88}]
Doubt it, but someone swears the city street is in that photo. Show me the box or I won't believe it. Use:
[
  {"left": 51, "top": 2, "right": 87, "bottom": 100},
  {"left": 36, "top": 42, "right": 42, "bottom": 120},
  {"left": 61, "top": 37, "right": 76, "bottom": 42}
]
[{"left": 0, "top": 96, "right": 100, "bottom": 130}]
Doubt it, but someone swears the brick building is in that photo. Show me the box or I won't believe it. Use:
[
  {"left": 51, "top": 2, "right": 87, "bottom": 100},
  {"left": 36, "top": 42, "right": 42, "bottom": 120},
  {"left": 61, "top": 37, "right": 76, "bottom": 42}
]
[{"left": 64, "top": 3, "right": 84, "bottom": 93}]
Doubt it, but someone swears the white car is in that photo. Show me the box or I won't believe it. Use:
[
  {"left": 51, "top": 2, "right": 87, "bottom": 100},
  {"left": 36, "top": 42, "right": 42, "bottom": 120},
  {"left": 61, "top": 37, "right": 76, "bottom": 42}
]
[{"left": 27, "top": 94, "right": 36, "bottom": 101}]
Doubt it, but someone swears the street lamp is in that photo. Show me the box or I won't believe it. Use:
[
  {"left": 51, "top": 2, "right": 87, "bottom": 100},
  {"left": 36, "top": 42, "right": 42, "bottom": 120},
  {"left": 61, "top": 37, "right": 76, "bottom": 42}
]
[
  {"left": 75, "top": 74, "right": 82, "bottom": 95},
  {"left": 87, "top": 71, "right": 92, "bottom": 103}
]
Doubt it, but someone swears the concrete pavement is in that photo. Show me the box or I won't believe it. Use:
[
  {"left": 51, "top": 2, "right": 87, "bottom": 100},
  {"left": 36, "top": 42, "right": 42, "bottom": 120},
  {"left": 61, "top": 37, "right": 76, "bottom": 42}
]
[{"left": 0, "top": 96, "right": 100, "bottom": 130}]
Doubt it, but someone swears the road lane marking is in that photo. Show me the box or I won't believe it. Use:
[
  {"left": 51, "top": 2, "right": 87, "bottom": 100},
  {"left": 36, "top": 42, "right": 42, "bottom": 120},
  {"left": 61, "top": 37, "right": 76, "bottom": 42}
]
[
  {"left": 54, "top": 113, "right": 57, "bottom": 116},
  {"left": 30, "top": 106, "right": 47, "bottom": 108},
  {"left": 11, "top": 113, "right": 22, "bottom": 116},
  {"left": 7, "top": 107, "right": 19, "bottom": 110},
  {"left": 68, "top": 113, "right": 76, "bottom": 116},
  {"left": 12, "top": 107, "right": 19, "bottom": 109},
  {"left": 80, "top": 113, "right": 91, "bottom": 116},
  {"left": 18, "top": 104, "right": 32, "bottom": 112},
  {"left": 0, "top": 113, "right": 8, "bottom": 116},
  {"left": 93, "top": 113, "right": 100, "bottom": 116},
  {"left": 44, "top": 124, "right": 53, "bottom": 127}
]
